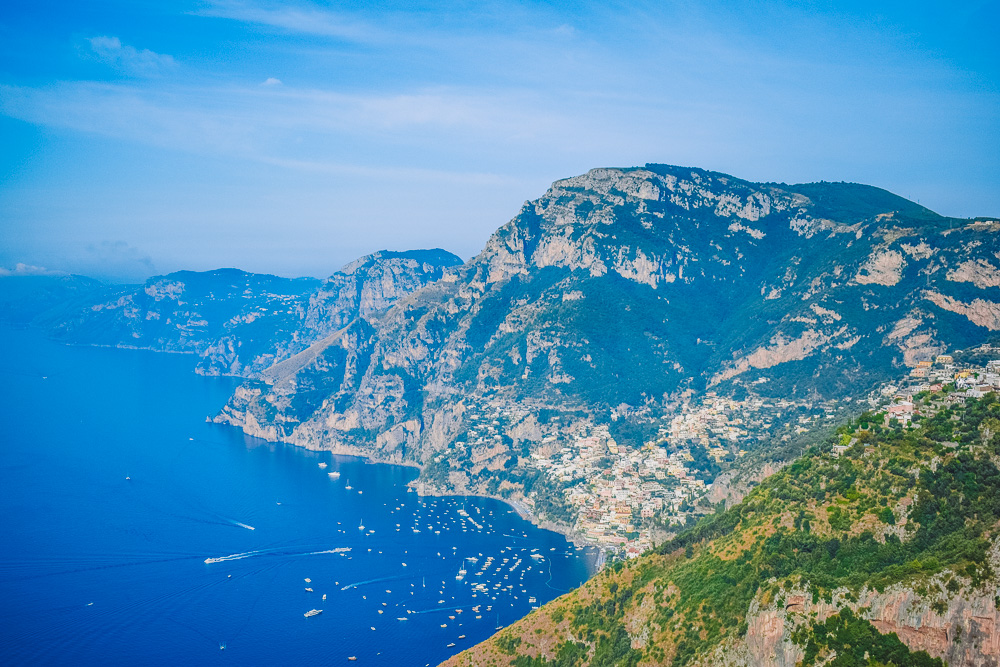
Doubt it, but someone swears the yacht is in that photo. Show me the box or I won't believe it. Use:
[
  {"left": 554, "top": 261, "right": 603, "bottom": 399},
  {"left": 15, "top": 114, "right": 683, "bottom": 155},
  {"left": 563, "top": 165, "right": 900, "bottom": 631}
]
[{"left": 304, "top": 609, "right": 322, "bottom": 618}]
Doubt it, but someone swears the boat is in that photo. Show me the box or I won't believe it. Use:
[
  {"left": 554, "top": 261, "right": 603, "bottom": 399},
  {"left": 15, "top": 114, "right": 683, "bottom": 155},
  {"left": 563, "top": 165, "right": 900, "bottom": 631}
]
[
  {"left": 318, "top": 462, "right": 328, "bottom": 469},
  {"left": 348, "top": 658, "right": 357, "bottom": 662},
  {"left": 304, "top": 609, "right": 323, "bottom": 617},
  {"left": 328, "top": 471, "right": 340, "bottom": 479}
]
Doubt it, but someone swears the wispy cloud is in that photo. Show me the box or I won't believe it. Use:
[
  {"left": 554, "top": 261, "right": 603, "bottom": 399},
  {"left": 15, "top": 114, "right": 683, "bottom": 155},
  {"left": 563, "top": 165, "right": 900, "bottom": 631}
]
[
  {"left": 86, "top": 36, "right": 176, "bottom": 77},
  {"left": 0, "top": 263, "right": 67, "bottom": 277},
  {"left": 86, "top": 241, "right": 155, "bottom": 273},
  {"left": 0, "top": 80, "right": 581, "bottom": 165},
  {"left": 196, "top": 1, "right": 384, "bottom": 42}
]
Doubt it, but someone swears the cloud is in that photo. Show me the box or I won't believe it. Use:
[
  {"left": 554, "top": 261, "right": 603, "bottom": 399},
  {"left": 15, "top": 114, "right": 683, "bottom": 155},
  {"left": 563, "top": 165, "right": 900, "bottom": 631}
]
[
  {"left": 0, "top": 263, "right": 67, "bottom": 276},
  {"left": 86, "top": 241, "right": 155, "bottom": 272},
  {"left": 87, "top": 36, "right": 176, "bottom": 77},
  {"left": 196, "top": 1, "right": 383, "bottom": 42},
  {"left": 0, "top": 80, "right": 577, "bottom": 162}
]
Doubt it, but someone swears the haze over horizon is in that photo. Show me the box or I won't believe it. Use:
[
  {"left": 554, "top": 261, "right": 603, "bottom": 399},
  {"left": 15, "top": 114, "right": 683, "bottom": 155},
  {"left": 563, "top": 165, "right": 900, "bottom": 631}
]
[{"left": 1, "top": 0, "right": 998, "bottom": 282}]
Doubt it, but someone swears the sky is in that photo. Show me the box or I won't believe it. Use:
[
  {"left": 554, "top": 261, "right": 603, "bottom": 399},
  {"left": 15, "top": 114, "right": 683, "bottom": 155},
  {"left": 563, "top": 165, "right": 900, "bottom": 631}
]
[{"left": 1, "top": 0, "right": 998, "bottom": 282}]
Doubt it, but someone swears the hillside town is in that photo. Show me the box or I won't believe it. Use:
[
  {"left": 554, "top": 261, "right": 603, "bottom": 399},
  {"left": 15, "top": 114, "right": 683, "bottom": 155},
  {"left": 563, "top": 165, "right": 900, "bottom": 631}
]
[
  {"left": 520, "top": 345, "right": 1000, "bottom": 559},
  {"left": 521, "top": 393, "right": 845, "bottom": 558},
  {"left": 872, "top": 348, "right": 1000, "bottom": 428}
]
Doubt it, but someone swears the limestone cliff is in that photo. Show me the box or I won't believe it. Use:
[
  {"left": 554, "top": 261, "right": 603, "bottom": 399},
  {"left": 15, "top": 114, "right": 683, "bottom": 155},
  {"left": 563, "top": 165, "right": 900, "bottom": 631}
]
[{"left": 215, "top": 165, "right": 1000, "bottom": 515}]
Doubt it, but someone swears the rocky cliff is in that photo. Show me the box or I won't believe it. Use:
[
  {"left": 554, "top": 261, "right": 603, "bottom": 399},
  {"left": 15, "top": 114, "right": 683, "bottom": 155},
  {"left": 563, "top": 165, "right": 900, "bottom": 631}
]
[
  {"left": 216, "top": 164, "right": 1000, "bottom": 509},
  {"left": 40, "top": 249, "right": 461, "bottom": 377}
]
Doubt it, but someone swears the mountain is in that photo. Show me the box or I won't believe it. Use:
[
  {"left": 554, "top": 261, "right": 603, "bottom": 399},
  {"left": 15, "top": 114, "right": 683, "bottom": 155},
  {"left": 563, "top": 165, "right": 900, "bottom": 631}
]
[
  {"left": 216, "top": 164, "right": 1000, "bottom": 505},
  {"left": 0, "top": 273, "right": 106, "bottom": 326},
  {"left": 444, "top": 387, "right": 1000, "bottom": 667},
  {"left": 38, "top": 249, "right": 462, "bottom": 377}
]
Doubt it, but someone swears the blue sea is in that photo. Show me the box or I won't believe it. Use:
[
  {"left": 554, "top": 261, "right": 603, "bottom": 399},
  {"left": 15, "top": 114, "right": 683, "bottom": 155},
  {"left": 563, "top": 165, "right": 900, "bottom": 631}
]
[{"left": 0, "top": 328, "right": 596, "bottom": 665}]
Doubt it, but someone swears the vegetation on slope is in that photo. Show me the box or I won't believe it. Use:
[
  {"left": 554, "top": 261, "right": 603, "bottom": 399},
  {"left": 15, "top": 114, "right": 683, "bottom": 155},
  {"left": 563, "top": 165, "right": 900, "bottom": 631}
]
[{"left": 447, "top": 390, "right": 1000, "bottom": 666}]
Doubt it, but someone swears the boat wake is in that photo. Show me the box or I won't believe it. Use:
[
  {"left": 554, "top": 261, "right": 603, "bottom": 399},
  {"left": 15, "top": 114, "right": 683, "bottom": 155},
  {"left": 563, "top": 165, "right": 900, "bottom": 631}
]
[
  {"left": 340, "top": 573, "right": 413, "bottom": 590},
  {"left": 205, "top": 547, "right": 350, "bottom": 564}
]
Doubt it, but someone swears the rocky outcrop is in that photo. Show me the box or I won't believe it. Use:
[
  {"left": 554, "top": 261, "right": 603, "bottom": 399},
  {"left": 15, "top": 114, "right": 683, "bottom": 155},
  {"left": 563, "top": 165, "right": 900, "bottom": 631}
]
[
  {"left": 925, "top": 292, "right": 1000, "bottom": 331},
  {"left": 718, "top": 581, "right": 1000, "bottom": 667}
]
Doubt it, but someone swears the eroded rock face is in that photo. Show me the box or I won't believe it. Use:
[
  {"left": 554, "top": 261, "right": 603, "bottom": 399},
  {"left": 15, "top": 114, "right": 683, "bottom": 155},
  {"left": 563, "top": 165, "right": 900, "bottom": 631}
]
[
  {"left": 925, "top": 292, "right": 1000, "bottom": 331},
  {"left": 855, "top": 249, "right": 907, "bottom": 286},
  {"left": 720, "top": 582, "right": 1000, "bottom": 667}
]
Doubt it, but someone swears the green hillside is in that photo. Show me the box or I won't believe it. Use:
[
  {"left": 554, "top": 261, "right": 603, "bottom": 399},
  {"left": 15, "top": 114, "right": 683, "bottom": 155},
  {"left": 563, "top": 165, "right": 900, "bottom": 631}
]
[{"left": 446, "top": 388, "right": 1000, "bottom": 666}]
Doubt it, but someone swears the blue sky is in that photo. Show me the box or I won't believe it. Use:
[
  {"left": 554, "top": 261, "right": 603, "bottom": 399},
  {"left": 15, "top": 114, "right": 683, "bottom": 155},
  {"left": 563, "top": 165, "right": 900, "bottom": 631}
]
[{"left": 1, "top": 0, "right": 997, "bottom": 281}]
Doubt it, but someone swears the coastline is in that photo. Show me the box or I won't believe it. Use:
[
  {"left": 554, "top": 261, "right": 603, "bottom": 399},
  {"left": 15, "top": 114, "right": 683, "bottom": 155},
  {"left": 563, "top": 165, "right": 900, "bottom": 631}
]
[
  {"left": 212, "top": 413, "right": 608, "bottom": 573},
  {"left": 408, "top": 479, "right": 608, "bottom": 575}
]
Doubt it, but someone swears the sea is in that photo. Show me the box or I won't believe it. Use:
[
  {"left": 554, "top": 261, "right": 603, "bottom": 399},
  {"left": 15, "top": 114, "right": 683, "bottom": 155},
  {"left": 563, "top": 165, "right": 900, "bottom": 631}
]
[{"left": 0, "top": 327, "right": 597, "bottom": 666}]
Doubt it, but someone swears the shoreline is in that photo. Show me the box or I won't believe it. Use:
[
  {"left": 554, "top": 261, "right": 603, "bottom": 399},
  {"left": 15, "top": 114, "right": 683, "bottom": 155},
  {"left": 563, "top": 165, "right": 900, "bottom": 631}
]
[
  {"left": 407, "top": 480, "right": 608, "bottom": 574},
  {"left": 212, "top": 416, "right": 609, "bottom": 572}
]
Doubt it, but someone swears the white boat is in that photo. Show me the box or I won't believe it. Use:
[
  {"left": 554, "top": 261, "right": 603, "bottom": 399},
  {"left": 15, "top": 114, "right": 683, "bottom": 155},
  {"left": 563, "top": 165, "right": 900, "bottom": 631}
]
[
  {"left": 328, "top": 471, "right": 340, "bottom": 479},
  {"left": 318, "top": 462, "right": 328, "bottom": 469},
  {"left": 304, "top": 609, "right": 322, "bottom": 617}
]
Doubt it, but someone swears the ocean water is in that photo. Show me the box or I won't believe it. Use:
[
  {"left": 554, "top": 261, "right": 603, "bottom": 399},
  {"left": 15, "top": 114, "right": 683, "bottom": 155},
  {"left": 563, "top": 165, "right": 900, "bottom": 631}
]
[{"left": 0, "top": 328, "right": 596, "bottom": 666}]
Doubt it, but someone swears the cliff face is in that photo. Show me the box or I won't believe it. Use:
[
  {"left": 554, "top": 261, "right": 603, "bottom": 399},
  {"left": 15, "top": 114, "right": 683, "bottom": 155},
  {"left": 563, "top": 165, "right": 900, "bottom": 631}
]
[
  {"left": 720, "top": 581, "right": 1000, "bottom": 667},
  {"left": 216, "top": 165, "right": 1000, "bottom": 483},
  {"left": 42, "top": 250, "right": 461, "bottom": 378}
]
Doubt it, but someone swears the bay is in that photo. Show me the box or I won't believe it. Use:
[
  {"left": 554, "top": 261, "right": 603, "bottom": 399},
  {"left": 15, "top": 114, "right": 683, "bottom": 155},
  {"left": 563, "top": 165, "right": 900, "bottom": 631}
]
[{"left": 0, "top": 327, "right": 596, "bottom": 665}]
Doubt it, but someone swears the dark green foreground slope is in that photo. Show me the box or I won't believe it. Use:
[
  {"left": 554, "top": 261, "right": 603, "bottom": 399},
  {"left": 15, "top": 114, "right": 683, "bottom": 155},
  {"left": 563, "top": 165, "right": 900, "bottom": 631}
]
[{"left": 448, "top": 389, "right": 1000, "bottom": 666}]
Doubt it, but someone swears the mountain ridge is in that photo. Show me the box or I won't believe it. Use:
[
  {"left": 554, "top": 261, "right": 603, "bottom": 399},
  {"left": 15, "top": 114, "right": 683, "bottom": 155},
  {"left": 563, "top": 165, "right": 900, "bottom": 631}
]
[{"left": 215, "top": 164, "right": 998, "bottom": 501}]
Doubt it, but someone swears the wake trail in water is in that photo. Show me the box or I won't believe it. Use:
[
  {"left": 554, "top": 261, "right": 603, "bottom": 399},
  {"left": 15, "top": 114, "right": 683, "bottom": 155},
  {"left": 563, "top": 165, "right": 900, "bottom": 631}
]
[
  {"left": 204, "top": 546, "right": 350, "bottom": 564},
  {"left": 340, "top": 573, "right": 414, "bottom": 590},
  {"left": 544, "top": 559, "right": 567, "bottom": 592},
  {"left": 409, "top": 605, "right": 467, "bottom": 614},
  {"left": 4, "top": 554, "right": 202, "bottom": 581}
]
